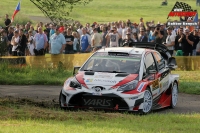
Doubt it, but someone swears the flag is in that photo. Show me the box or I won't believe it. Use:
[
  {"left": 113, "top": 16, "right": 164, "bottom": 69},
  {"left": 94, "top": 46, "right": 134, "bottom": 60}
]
[
  {"left": 167, "top": 1, "right": 194, "bottom": 19},
  {"left": 11, "top": 1, "right": 21, "bottom": 22},
  {"left": 193, "top": 12, "right": 198, "bottom": 23}
]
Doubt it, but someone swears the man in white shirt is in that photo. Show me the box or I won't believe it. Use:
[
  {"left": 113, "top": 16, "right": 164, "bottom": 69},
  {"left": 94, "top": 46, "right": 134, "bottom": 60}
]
[
  {"left": 165, "top": 26, "right": 175, "bottom": 56},
  {"left": 91, "top": 28, "right": 102, "bottom": 52}
]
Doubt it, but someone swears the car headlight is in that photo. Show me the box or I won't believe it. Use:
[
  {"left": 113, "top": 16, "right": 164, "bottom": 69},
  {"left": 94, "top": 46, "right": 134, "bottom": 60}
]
[
  {"left": 69, "top": 78, "right": 82, "bottom": 89},
  {"left": 117, "top": 80, "right": 138, "bottom": 92}
]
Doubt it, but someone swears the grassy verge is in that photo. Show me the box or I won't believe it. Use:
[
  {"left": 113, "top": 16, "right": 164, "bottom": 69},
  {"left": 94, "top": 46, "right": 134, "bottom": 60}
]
[
  {"left": 0, "top": 63, "right": 200, "bottom": 95},
  {"left": 0, "top": 98, "right": 199, "bottom": 133}
]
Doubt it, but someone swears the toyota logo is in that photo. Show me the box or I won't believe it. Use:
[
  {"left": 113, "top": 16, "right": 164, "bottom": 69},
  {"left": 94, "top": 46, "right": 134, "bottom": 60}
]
[{"left": 95, "top": 87, "right": 101, "bottom": 92}]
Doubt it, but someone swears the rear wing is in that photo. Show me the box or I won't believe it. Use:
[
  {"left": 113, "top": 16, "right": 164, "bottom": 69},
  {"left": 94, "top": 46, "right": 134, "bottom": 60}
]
[{"left": 130, "top": 42, "right": 177, "bottom": 70}]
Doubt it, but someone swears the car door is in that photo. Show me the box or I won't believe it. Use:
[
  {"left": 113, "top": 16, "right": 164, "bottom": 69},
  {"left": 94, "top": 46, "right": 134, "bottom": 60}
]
[
  {"left": 143, "top": 52, "right": 160, "bottom": 97},
  {"left": 152, "top": 51, "right": 170, "bottom": 93}
]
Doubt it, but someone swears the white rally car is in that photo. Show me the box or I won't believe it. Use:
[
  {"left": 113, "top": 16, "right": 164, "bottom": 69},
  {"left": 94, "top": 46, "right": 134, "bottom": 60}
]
[{"left": 59, "top": 43, "right": 179, "bottom": 114}]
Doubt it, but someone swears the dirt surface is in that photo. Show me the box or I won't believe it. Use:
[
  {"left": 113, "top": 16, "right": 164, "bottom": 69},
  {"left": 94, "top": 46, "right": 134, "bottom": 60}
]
[{"left": 0, "top": 85, "right": 200, "bottom": 114}]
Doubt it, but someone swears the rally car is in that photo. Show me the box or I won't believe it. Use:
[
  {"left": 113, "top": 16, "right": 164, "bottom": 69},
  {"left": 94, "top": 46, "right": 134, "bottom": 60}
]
[{"left": 59, "top": 43, "right": 179, "bottom": 114}]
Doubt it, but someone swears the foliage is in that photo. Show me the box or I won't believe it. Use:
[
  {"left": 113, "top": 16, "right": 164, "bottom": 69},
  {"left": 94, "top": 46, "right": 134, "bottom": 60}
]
[{"left": 30, "top": 0, "right": 93, "bottom": 23}]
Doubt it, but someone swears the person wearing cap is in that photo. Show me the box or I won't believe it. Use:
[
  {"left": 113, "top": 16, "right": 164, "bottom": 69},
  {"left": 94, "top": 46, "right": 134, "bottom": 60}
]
[
  {"left": 178, "top": 28, "right": 194, "bottom": 56},
  {"left": 91, "top": 28, "right": 102, "bottom": 52},
  {"left": 49, "top": 26, "right": 66, "bottom": 55},
  {"left": 122, "top": 32, "right": 134, "bottom": 47},
  {"left": 164, "top": 26, "right": 176, "bottom": 56},
  {"left": 139, "top": 28, "right": 148, "bottom": 42}
]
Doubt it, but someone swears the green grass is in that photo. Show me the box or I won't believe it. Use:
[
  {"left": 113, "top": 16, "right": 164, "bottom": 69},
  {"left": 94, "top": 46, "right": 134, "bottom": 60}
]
[
  {"left": 0, "top": 98, "right": 200, "bottom": 133},
  {"left": 0, "top": 62, "right": 71, "bottom": 85},
  {"left": 0, "top": 0, "right": 199, "bottom": 25}
]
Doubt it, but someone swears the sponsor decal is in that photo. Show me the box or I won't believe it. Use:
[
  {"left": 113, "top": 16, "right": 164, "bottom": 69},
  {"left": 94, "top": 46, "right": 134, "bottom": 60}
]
[
  {"left": 83, "top": 99, "right": 112, "bottom": 107},
  {"left": 92, "top": 92, "right": 102, "bottom": 96},
  {"left": 129, "top": 96, "right": 138, "bottom": 100},
  {"left": 85, "top": 79, "right": 93, "bottom": 82},
  {"left": 137, "top": 83, "right": 145, "bottom": 92},
  {"left": 151, "top": 79, "right": 159, "bottom": 90},
  {"left": 93, "top": 79, "right": 117, "bottom": 84},
  {"left": 94, "top": 72, "right": 115, "bottom": 79}
]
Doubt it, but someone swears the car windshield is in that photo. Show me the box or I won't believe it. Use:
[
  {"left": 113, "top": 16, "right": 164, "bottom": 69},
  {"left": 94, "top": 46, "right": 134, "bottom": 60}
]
[{"left": 80, "top": 52, "right": 141, "bottom": 74}]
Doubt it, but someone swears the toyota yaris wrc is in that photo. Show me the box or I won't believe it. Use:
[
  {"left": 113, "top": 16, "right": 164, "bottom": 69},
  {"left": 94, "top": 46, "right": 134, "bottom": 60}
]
[{"left": 59, "top": 43, "right": 179, "bottom": 114}]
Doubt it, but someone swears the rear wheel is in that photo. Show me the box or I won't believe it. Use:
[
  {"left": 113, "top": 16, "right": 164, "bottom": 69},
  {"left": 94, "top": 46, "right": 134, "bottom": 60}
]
[
  {"left": 141, "top": 89, "right": 153, "bottom": 114},
  {"left": 170, "top": 82, "right": 178, "bottom": 108}
]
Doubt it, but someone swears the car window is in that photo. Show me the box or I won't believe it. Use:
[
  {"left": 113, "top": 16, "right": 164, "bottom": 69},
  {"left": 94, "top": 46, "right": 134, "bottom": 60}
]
[
  {"left": 153, "top": 52, "right": 165, "bottom": 71},
  {"left": 81, "top": 52, "right": 141, "bottom": 74},
  {"left": 144, "top": 53, "right": 156, "bottom": 74}
]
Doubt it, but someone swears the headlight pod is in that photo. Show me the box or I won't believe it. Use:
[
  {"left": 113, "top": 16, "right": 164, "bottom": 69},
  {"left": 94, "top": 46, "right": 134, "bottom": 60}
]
[
  {"left": 117, "top": 80, "right": 138, "bottom": 92},
  {"left": 69, "top": 78, "right": 82, "bottom": 89}
]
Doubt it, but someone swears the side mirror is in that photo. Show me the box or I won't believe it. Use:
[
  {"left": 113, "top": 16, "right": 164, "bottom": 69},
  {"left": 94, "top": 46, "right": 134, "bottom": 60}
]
[
  {"left": 167, "top": 57, "right": 177, "bottom": 70},
  {"left": 148, "top": 70, "right": 157, "bottom": 80},
  {"left": 73, "top": 66, "right": 81, "bottom": 75}
]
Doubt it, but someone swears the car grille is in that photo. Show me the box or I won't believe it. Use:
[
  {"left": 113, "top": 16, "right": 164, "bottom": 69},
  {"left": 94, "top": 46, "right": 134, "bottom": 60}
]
[{"left": 69, "top": 93, "right": 129, "bottom": 110}]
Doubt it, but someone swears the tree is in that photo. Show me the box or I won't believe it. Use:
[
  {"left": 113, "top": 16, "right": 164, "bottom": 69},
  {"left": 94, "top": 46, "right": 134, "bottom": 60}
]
[{"left": 30, "top": 0, "right": 92, "bottom": 23}]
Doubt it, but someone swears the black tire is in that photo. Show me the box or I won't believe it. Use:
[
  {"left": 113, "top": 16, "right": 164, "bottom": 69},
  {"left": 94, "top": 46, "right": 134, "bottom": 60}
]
[
  {"left": 170, "top": 82, "right": 178, "bottom": 109},
  {"left": 141, "top": 89, "right": 153, "bottom": 114}
]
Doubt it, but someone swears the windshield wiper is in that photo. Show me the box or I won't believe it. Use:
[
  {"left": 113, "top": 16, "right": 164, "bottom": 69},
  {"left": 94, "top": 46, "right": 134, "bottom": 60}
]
[
  {"left": 96, "top": 71, "right": 127, "bottom": 73},
  {"left": 83, "top": 69, "right": 94, "bottom": 71}
]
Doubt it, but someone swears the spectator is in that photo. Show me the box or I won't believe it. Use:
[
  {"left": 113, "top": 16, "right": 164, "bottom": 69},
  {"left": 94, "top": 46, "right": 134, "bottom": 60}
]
[
  {"left": 26, "top": 30, "right": 34, "bottom": 56},
  {"left": 11, "top": 30, "right": 20, "bottom": 56},
  {"left": 65, "top": 28, "right": 74, "bottom": 54},
  {"left": 133, "top": 32, "right": 139, "bottom": 42},
  {"left": 72, "top": 31, "right": 80, "bottom": 53},
  {"left": 175, "top": 28, "right": 184, "bottom": 54},
  {"left": 18, "top": 29, "right": 27, "bottom": 56},
  {"left": 148, "top": 26, "right": 156, "bottom": 42},
  {"left": 0, "top": 30, "right": 9, "bottom": 56},
  {"left": 4, "top": 14, "right": 11, "bottom": 32},
  {"left": 164, "top": 27, "right": 175, "bottom": 56},
  {"left": 105, "top": 26, "right": 121, "bottom": 47},
  {"left": 101, "top": 26, "right": 108, "bottom": 48},
  {"left": 91, "top": 28, "right": 102, "bottom": 52},
  {"left": 179, "top": 28, "right": 194, "bottom": 56},
  {"left": 7, "top": 27, "right": 14, "bottom": 56},
  {"left": 33, "top": 27, "right": 48, "bottom": 56},
  {"left": 152, "top": 24, "right": 164, "bottom": 44},
  {"left": 192, "top": 29, "right": 199, "bottom": 56},
  {"left": 122, "top": 32, "right": 134, "bottom": 47},
  {"left": 138, "top": 28, "right": 148, "bottom": 42},
  {"left": 121, "top": 22, "right": 127, "bottom": 41},
  {"left": 49, "top": 24, "right": 56, "bottom": 37},
  {"left": 30, "top": 26, "right": 37, "bottom": 36},
  {"left": 80, "top": 27, "right": 91, "bottom": 53},
  {"left": 49, "top": 27, "right": 66, "bottom": 54}
]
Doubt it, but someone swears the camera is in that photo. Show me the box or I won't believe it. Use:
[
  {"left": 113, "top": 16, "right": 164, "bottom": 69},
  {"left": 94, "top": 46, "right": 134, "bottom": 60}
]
[{"left": 157, "top": 27, "right": 160, "bottom": 30}]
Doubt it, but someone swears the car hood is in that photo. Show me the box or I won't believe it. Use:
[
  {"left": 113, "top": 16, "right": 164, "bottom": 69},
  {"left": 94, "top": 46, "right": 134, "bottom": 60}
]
[{"left": 76, "top": 71, "right": 138, "bottom": 90}]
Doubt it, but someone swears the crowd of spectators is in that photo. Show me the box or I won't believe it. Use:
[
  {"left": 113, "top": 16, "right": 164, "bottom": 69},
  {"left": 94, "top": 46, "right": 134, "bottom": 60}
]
[{"left": 1, "top": 14, "right": 200, "bottom": 56}]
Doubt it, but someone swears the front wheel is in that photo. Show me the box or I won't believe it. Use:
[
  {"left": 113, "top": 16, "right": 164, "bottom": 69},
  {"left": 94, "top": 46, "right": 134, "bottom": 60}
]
[
  {"left": 141, "top": 89, "right": 153, "bottom": 114},
  {"left": 170, "top": 82, "right": 178, "bottom": 108}
]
